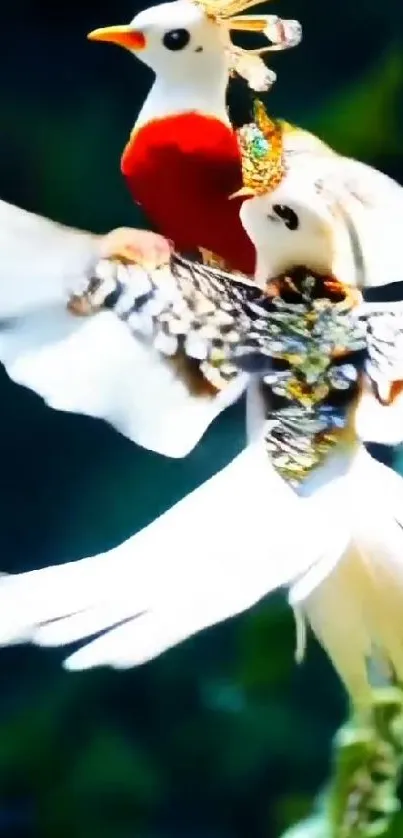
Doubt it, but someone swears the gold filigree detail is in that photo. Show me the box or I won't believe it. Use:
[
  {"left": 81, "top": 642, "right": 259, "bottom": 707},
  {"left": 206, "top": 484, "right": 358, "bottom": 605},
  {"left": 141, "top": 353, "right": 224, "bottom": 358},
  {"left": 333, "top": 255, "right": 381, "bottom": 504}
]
[
  {"left": 260, "top": 273, "right": 364, "bottom": 486},
  {"left": 235, "top": 99, "right": 286, "bottom": 196},
  {"left": 72, "top": 256, "right": 371, "bottom": 488}
]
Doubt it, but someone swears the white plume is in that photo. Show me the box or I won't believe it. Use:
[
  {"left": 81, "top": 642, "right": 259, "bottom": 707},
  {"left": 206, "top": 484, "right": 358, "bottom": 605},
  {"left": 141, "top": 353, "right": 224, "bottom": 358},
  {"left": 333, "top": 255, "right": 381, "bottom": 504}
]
[
  {"left": 0, "top": 440, "right": 324, "bottom": 670},
  {"left": 290, "top": 445, "right": 403, "bottom": 709}
]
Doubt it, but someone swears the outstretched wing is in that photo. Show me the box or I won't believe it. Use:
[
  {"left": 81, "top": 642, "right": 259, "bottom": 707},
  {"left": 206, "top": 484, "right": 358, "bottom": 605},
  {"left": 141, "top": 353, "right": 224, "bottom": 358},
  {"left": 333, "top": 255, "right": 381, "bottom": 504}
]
[
  {"left": 0, "top": 254, "right": 250, "bottom": 457},
  {"left": 0, "top": 438, "right": 326, "bottom": 670},
  {"left": 76, "top": 253, "right": 265, "bottom": 390}
]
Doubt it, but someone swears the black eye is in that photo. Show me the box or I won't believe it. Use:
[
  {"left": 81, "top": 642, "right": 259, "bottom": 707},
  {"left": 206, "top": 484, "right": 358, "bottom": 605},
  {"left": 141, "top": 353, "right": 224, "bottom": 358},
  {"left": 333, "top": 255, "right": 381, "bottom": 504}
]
[
  {"left": 272, "top": 204, "right": 299, "bottom": 231},
  {"left": 162, "top": 28, "right": 191, "bottom": 51}
]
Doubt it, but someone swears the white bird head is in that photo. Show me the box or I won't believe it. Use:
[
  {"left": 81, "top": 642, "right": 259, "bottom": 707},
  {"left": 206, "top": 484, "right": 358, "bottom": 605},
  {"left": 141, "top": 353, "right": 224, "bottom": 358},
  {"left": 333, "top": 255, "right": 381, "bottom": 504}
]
[
  {"left": 87, "top": 0, "right": 302, "bottom": 94},
  {"left": 89, "top": 1, "right": 228, "bottom": 85},
  {"left": 239, "top": 166, "right": 366, "bottom": 288}
]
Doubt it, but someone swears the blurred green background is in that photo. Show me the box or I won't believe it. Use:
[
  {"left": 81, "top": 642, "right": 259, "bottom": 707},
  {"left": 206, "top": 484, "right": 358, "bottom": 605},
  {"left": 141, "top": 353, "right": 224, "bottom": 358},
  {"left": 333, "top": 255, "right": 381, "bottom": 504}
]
[{"left": 0, "top": 1, "right": 402, "bottom": 836}]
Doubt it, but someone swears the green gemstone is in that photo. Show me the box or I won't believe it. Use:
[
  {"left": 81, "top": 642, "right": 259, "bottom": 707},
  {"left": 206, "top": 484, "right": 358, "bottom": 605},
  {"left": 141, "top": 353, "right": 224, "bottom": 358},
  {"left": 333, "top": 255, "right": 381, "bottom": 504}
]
[{"left": 251, "top": 135, "right": 270, "bottom": 157}]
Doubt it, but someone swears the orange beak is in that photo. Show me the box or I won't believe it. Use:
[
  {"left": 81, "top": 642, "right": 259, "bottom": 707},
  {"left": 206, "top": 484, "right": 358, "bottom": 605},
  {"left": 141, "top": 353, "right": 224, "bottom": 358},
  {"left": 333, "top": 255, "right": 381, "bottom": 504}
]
[{"left": 87, "top": 25, "right": 146, "bottom": 51}]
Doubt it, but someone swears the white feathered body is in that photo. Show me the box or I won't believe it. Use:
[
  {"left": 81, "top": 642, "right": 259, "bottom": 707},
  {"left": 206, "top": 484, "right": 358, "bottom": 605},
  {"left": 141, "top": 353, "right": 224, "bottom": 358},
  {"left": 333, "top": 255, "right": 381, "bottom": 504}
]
[{"left": 2, "top": 124, "right": 403, "bottom": 711}]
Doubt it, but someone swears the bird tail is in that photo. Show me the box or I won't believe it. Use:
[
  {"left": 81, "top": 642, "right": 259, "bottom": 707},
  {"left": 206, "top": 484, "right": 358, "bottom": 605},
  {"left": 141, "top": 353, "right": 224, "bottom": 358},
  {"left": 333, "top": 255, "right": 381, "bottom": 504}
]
[
  {"left": 290, "top": 445, "right": 403, "bottom": 709},
  {"left": 0, "top": 442, "right": 323, "bottom": 671}
]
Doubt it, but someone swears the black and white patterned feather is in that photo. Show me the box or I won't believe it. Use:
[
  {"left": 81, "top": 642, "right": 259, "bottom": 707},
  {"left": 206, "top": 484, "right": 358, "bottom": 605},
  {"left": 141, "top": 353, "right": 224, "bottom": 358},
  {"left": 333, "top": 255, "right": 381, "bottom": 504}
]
[
  {"left": 354, "top": 302, "right": 403, "bottom": 401},
  {"left": 74, "top": 253, "right": 270, "bottom": 390},
  {"left": 75, "top": 255, "right": 403, "bottom": 487}
]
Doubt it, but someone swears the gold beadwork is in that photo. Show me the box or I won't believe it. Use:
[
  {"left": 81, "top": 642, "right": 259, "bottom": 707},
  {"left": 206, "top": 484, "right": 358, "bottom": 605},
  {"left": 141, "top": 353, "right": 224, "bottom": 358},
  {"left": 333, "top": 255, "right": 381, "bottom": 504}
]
[
  {"left": 234, "top": 99, "right": 286, "bottom": 197},
  {"left": 257, "top": 271, "right": 365, "bottom": 487}
]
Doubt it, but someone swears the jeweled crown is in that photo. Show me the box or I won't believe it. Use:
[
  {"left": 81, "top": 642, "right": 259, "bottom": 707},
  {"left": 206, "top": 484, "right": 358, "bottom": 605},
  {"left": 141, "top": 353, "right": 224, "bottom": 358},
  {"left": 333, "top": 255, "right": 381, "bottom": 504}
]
[{"left": 232, "top": 99, "right": 286, "bottom": 196}]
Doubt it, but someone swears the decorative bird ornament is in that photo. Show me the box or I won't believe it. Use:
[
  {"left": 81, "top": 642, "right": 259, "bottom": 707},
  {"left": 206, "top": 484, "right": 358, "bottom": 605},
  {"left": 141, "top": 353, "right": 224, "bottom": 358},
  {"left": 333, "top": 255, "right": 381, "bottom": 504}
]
[
  {"left": 1, "top": 126, "right": 403, "bottom": 713},
  {"left": 87, "top": 0, "right": 303, "bottom": 274},
  {"left": 88, "top": 0, "right": 403, "bottom": 288}
]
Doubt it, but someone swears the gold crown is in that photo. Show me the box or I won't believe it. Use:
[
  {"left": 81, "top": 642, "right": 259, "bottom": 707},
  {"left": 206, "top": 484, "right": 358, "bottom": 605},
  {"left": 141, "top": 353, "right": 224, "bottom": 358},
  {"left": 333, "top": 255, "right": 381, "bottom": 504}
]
[
  {"left": 192, "top": 0, "right": 302, "bottom": 91},
  {"left": 232, "top": 99, "right": 286, "bottom": 197}
]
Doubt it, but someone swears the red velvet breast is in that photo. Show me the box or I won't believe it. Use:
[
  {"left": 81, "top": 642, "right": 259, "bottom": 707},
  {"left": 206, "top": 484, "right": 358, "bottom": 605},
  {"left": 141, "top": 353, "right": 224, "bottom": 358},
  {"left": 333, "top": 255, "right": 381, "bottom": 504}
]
[{"left": 121, "top": 112, "right": 255, "bottom": 275}]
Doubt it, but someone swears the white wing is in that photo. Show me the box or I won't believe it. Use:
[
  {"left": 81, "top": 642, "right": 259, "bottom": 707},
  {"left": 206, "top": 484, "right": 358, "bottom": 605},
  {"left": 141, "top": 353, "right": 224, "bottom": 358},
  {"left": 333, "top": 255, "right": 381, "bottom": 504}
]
[
  {"left": 0, "top": 436, "right": 322, "bottom": 670},
  {"left": 0, "top": 205, "right": 247, "bottom": 457},
  {"left": 0, "top": 199, "right": 99, "bottom": 318},
  {"left": 328, "top": 155, "right": 403, "bottom": 289},
  {"left": 0, "top": 306, "right": 246, "bottom": 458},
  {"left": 310, "top": 154, "right": 403, "bottom": 289}
]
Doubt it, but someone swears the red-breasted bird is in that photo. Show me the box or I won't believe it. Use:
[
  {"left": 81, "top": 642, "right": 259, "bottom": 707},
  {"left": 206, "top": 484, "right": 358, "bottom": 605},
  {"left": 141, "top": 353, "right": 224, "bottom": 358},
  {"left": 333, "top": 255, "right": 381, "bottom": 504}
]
[
  {"left": 87, "top": 0, "right": 303, "bottom": 275},
  {"left": 88, "top": 0, "right": 403, "bottom": 288}
]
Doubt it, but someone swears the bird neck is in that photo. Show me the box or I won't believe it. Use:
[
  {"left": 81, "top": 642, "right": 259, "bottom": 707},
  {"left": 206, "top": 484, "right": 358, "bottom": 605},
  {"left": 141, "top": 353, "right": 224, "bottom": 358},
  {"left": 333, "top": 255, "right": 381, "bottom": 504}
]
[
  {"left": 254, "top": 213, "right": 362, "bottom": 289},
  {"left": 255, "top": 240, "right": 336, "bottom": 287},
  {"left": 134, "top": 71, "right": 230, "bottom": 131}
]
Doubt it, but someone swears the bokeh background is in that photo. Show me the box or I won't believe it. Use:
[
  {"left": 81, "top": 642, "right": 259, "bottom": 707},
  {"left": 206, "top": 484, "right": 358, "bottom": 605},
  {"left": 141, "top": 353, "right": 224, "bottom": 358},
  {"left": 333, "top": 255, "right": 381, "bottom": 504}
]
[{"left": 1, "top": 1, "right": 403, "bottom": 836}]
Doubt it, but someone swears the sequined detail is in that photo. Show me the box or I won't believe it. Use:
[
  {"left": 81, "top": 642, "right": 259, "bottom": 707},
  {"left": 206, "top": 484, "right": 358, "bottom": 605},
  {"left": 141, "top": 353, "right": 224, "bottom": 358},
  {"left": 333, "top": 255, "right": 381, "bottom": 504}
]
[
  {"left": 239, "top": 273, "right": 366, "bottom": 485},
  {"left": 236, "top": 100, "right": 286, "bottom": 196},
  {"left": 74, "top": 257, "right": 401, "bottom": 487},
  {"left": 264, "top": 405, "right": 347, "bottom": 485}
]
